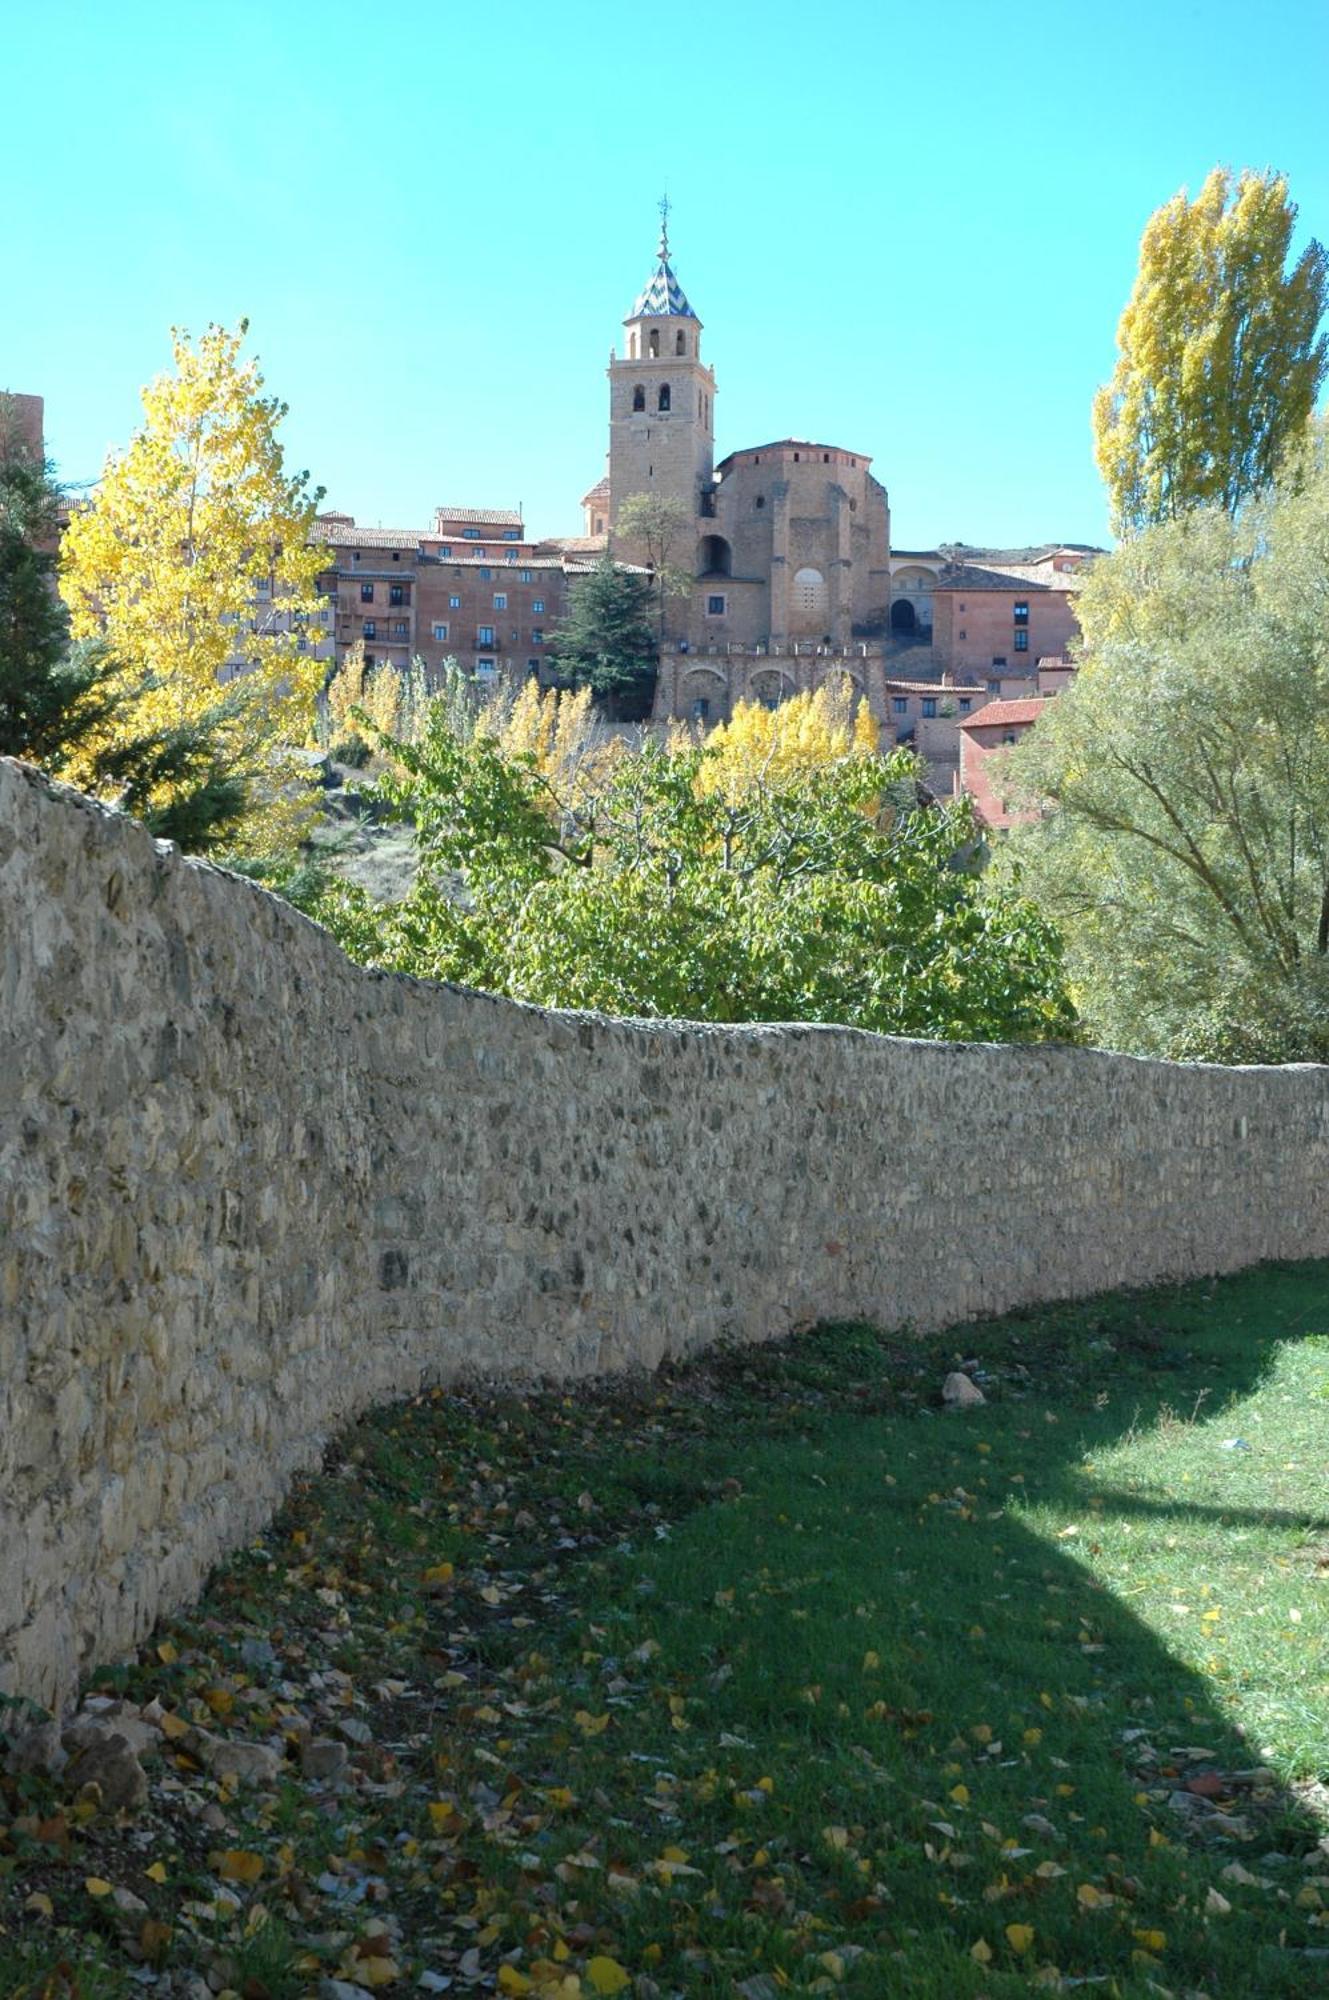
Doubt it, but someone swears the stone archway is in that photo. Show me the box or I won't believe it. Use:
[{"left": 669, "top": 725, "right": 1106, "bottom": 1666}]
[{"left": 890, "top": 597, "right": 917, "bottom": 636}]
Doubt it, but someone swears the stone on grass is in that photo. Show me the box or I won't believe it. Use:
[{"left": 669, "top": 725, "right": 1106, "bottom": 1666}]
[
  {"left": 60, "top": 1729, "right": 148, "bottom": 1812},
  {"left": 301, "top": 1736, "right": 350, "bottom": 1784},
  {"left": 942, "top": 1371, "right": 985, "bottom": 1409},
  {"left": 193, "top": 1727, "right": 282, "bottom": 1786}
]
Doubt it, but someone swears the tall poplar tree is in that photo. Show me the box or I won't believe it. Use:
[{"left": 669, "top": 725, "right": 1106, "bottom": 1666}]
[
  {"left": 60, "top": 321, "right": 327, "bottom": 850},
  {"left": 1094, "top": 168, "right": 1328, "bottom": 534}
]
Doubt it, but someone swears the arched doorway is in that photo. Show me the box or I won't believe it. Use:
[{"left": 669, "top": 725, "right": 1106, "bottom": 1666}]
[{"left": 891, "top": 597, "right": 917, "bottom": 635}]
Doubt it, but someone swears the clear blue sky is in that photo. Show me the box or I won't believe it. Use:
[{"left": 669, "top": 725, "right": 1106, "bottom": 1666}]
[{"left": 6, "top": 0, "right": 1328, "bottom": 549}]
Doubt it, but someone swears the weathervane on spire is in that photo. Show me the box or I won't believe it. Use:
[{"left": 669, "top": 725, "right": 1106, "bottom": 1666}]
[{"left": 658, "top": 192, "right": 671, "bottom": 261}]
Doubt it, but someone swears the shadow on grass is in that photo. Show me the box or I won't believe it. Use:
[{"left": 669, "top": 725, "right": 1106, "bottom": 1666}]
[{"left": 5, "top": 1261, "right": 1329, "bottom": 2000}]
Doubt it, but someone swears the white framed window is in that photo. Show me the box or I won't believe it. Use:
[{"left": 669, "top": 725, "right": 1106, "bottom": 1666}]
[{"left": 493, "top": 593, "right": 507, "bottom": 610}]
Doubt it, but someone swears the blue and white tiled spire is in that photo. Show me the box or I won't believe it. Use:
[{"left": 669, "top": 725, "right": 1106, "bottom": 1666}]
[{"left": 628, "top": 196, "right": 697, "bottom": 320}]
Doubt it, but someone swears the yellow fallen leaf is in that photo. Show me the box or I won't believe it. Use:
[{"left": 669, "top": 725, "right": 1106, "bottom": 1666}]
[
  {"left": 356, "top": 1957, "right": 399, "bottom": 1988},
  {"left": 818, "top": 1951, "right": 846, "bottom": 1979},
  {"left": 970, "top": 1938, "right": 993, "bottom": 1964},
  {"left": 1005, "top": 1923, "right": 1035, "bottom": 1954},
  {"left": 862, "top": 1650, "right": 880, "bottom": 1671},
  {"left": 85, "top": 1878, "right": 114, "bottom": 1898},
  {"left": 146, "top": 1861, "right": 168, "bottom": 1884},
  {"left": 1133, "top": 1929, "right": 1167, "bottom": 1952},
  {"left": 574, "top": 1710, "right": 611, "bottom": 1736},
  {"left": 1077, "top": 1882, "right": 1106, "bottom": 1909},
  {"left": 949, "top": 1784, "right": 971, "bottom": 1806},
  {"left": 587, "top": 1959, "right": 631, "bottom": 1996},
  {"left": 159, "top": 1711, "right": 191, "bottom": 1741},
  {"left": 215, "top": 1849, "right": 265, "bottom": 1884},
  {"left": 822, "top": 1825, "right": 850, "bottom": 1849},
  {"left": 497, "top": 1970, "right": 532, "bottom": 1997},
  {"left": 25, "top": 1892, "right": 54, "bottom": 1917},
  {"left": 544, "top": 1787, "right": 576, "bottom": 1810},
  {"left": 481, "top": 1585, "right": 502, "bottom": 1605},
  {"left": 156, "top": 1641, "right": 178, "bottom": 1665},
  {"left": 423, "top": 1562, "right": 455, "bottom": 1586}
]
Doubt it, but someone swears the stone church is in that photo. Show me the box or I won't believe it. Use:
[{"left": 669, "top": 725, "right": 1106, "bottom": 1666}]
[{"left": 575, "top": 216, "right": 895, "bottom": 720}]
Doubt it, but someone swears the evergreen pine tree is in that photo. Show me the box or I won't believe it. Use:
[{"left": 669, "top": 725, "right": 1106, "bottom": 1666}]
[{"left": 548, "top": 557, "right": 658, "bottom": 720}]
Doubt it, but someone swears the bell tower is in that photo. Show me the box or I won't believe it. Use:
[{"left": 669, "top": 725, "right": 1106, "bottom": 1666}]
[{"left": 607, "top": 201, "right": 716, "bottom": 535}]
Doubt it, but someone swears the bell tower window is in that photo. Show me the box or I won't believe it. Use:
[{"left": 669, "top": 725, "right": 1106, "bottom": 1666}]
[
  {"left": 648, "top": 328, "right": 660, "bottom": 358},
  {"left": 658, "top": 383, "right": 671, "bottom": 412},
  {"left": 675, "top": 329, "right": 686, "bottom": 355},
  {"left": 632, "top": 384, "right": 645, "bottom": 412}
]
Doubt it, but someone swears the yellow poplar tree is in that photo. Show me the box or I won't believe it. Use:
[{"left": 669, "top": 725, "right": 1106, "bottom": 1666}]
[
  {"left": 60, "top": 320, "right": 327, "bottom": 848},
  {"left": 701, "top": 674, "right": 879, "bottom": 797},
  {"left": 1094, "top": 168, "right": 1327, "bottom": 534}
]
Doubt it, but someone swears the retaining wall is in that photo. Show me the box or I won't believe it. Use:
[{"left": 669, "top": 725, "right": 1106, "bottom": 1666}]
[{"left": 4, "top": 754, "right": 1328, "bottom": 1710}]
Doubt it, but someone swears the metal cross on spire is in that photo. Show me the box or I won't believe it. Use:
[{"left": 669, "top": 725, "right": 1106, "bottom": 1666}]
[{"left": 657, "top": 192, "right": 671, "bottom": 261}]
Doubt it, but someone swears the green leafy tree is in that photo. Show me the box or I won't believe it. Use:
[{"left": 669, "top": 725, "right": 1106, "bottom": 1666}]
[
  {"left": 299, "top": 698, "right": 1075, "bottom": 1044},
  {"left": 615, "top": 492, "right": 693, "bottom": 643},
  {"left": 548, "top": 556, "right": 658, "bottom": 719},
  {"left": 1094, "top": 168, "right": 1328, "bottom": 533},
  {"left": 1008, "top": 421, "right": 1329, "bottom": 1059},
  {"left": 0, "top": 402, "right": 79, "bottom": 760}
]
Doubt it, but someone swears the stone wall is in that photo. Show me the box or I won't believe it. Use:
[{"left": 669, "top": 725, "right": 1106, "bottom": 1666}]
[{"left": 4, "top": 753, "right": 1329, "bottom": 1712}]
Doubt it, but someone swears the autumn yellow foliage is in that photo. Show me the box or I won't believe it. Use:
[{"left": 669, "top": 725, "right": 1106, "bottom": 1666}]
[
  {"left": 1093, "top": 168, "right": 1328, "bottom": 533},
  {"left": 60, "top": 321, "right": 327, "bottom": 851},
  {"left": 697, "top": 673, "right": 879, "bottom": 799}
]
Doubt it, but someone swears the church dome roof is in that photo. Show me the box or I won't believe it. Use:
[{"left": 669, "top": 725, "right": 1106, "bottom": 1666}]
[{"left": 627, "top": 204, "right": 697, "bottom": 320}]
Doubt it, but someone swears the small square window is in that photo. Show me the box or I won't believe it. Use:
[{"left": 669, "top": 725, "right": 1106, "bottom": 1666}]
[
  {"left": 432, "top": 622, "right": 449, "bottom": 641},
  {"left": 987, "top": 677, "right": 1001, "bottom": 693},
  {"left": 363, "top": 619, "right": 376, "bottom": 638},
  {"left": 479, "top": 566, "right": 491, "bottom": 580},
  {"left": 1014, "top": 600, "right": 1029, "bottom": 622},
  {"left": 449, "top": 595, "right": 462, "bottom": 610},
  {"left": 393, "top": 620, "right": 408, "bottom": 637},
  {"left": 439, "top": 545, "right": 452, "bottom": 557},
  {"left": 503, "top": 528, "right": 520, "bottom": 540},
  {"left": 892, "top": 696, "right": 907, "bottom": 714},
  {"left": 476, "top": 658, "right": 497, "bottom": 680},
  {"left": 532, "top": 597, "right": 544, "bottom": 613},
  {"left": 922, "top": 697, "right": 937, "bottom": 718},
  {"left": 959, "top": 697, "right": 971, "bottom": 711},
  {"left": 493, "top": 593, "right": 507, "bottom": 610},
  {"left": 360, "top": 582, "right": 374, "bottom": 602},
  {"left": 520, "top": 569, "right": 533, "bottom": 584},
  {"left": 992, "top": 655, "right": 1007, "bottom": 667},
  {"left": 478, "top": 625, "right": 495, "bottom": 646},
  {"left": 531, "top": 629, "right": 544, "bottom": 644},
  {"left": 706, "top": 594, "right": 726, "bottom": 616},
  {"left": 691, "top": 696, "right": 711, "bottom": 720},
  {"left": 463, "top": 528, "right": 480, "bottom": 540}
]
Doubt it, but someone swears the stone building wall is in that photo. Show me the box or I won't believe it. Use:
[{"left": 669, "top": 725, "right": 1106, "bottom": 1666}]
[{"left": 5, "top": 753, "right": 1329, "bottom": 1713}]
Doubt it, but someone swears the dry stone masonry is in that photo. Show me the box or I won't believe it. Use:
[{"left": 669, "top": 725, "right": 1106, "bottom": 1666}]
[{"left": 4, "top": 754, "right": 1329, "bottom": 1712}]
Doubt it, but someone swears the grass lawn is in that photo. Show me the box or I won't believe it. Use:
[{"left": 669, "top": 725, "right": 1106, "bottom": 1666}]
[{"left": 4, "top": 1262, "right": 1329, "bottom": 1998}]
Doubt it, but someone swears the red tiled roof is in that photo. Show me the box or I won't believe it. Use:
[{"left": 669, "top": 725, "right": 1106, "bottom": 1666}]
[
  {"left": 958, "top": 698, "right": 1049, "bottom": 729},
  {"left": 433, "top": 506, "right": 523, "bottom": 526},
  {"left": 313, "top": 521, "right": 422, "bottom": 550}
]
